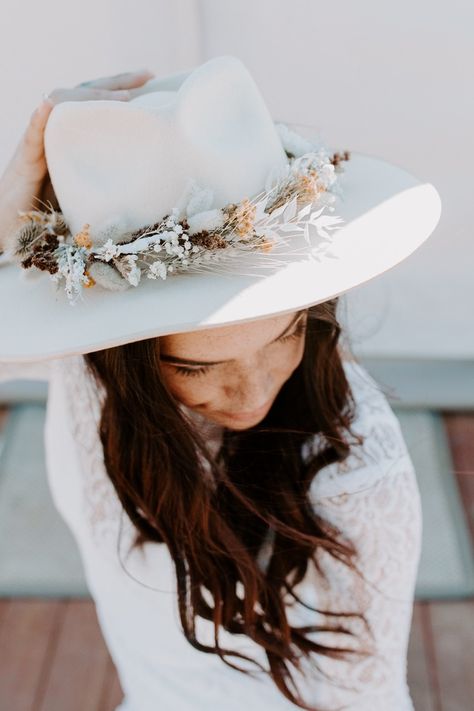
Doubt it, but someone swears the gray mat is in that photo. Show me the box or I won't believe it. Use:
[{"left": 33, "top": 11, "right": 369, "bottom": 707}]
[
  {"left": 0, "top": 403, "right": 473, "bottom": 599},
  {"left": 0, "top": 404, "right": 89, "bottom": 597},
  {"left": 396, "top": 410, "right": 474, "bottom": 598}
]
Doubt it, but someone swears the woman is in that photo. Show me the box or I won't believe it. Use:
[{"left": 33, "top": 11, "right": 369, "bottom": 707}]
[{"left": 0, "top": 59, "right": 435, "bottom": 710}]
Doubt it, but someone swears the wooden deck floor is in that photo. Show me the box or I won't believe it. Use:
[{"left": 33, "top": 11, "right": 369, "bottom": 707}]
[{"left": 0, "top": 411, "right": 473, "bottom": 711}]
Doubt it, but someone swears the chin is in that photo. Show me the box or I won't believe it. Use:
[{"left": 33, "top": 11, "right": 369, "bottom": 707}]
[{"left": 215, "top": 409, "right": 269, "bottom": 430}]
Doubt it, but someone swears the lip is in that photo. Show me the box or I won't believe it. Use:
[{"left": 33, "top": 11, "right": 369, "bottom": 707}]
[{"left": 219, "top": 399, "right": 272, "bottom": 421}]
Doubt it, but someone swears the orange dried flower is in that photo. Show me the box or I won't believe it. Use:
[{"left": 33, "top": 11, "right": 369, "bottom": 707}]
[
  {"left": 259, "top": 239, "right": 274, "bottom": 253},
  {"left": 296, "top": 169, "right": 322, "bottom": 205},
  {"left": 74, "top": 223, "right": 92, "bottom": 249},
  {"left": 83, "top": 270, "right": 96, "bottom": 288},
  {"left": 234, "top": 198, "right": 257, "bottom": 238}
]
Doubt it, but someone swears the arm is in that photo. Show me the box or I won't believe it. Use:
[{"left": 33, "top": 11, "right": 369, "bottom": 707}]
[
  {"left": 302, "top": 380, "right": 421, "bottom": 709},
  {"left": 304, "top": 460, "right": 421, "bottom": 710}
]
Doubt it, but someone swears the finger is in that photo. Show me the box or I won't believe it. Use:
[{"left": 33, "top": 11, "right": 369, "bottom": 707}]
[
  {"left": 47, "top": 86, "right": 132, "bottom": 104},
  {"left": 74, "top": 69, "right": 155, "bottom": 91},
  {"left": 19, "top": 101, "right": 54, "bottom": 173}
]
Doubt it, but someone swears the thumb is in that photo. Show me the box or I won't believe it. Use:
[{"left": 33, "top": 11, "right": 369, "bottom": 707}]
[
  {"left": 22, "top": 100, "right": 54, "bottom": 172},
  {"left": 6, "top": 100, "right": 55, "bottom": 187}
]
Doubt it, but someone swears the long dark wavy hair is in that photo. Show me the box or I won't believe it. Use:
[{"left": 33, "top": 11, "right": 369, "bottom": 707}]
[{"left": 83, "top": 297, "right": 374, "bottom": 710}]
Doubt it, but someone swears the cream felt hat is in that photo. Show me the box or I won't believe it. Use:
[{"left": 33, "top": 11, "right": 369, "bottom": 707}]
[{"left": 0, "top": 55, "right": 441, "bottom": 363}]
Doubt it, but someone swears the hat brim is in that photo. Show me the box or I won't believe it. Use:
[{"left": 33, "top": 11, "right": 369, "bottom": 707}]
[{"left": 0, "top": 152, "right": 441, "bottom": 363}]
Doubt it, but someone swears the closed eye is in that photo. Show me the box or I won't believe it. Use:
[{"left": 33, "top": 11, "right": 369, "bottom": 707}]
[{"left": 171, "top": 320, "right": 307, "bottom": 378}]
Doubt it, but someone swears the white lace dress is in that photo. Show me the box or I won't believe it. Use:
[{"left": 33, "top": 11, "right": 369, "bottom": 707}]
[{"left": 0, "top": 356, "right": 422, "bottom": 711}]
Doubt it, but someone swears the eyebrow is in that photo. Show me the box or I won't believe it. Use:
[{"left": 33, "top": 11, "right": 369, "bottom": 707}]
[{"left": 159, "top": 311, "right": 305, "bottom": 367}]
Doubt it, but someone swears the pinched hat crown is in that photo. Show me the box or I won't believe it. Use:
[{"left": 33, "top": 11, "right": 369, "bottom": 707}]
[{"left": 44, "top": 55, "right": 291, "bottom": 241}]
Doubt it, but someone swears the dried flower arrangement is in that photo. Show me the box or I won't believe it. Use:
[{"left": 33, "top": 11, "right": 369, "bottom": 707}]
[{"left": 5, "top": 124, "right": 350, "bottom": 306}]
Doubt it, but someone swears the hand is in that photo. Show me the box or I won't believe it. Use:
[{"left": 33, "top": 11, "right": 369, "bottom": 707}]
[{"left": 0, "top": 69, "right": 155, "bottom": 254}]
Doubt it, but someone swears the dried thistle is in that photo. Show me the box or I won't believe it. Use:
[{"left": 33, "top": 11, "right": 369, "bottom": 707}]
[
  {"left": 45, "top": 210, "right": 70, "bottom": 236},
  {"left": 21, "top": 233, "right": 59, "bottom": 274},
  {"left": 13, "top": 222, "right": 46, "bottom": 257}
]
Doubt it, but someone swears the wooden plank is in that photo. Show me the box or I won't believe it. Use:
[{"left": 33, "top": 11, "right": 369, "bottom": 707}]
[
  {"left": 37, "top": 600, "right": 111, "bottom": 711},
  {"left": 0, "top": 598, "right": 8, "bottom": 629},
  {"left": 443, "top": 413, "right": 474, "bottom": 543},
  {"left": 407, "top": 602, "right": 438, "bottom": 711},
  {"left": 429, "top": 600, "right": 474, "bottom": 711},
  {"left": 0, "top": 599, "right": 61, "bottom": 711}
]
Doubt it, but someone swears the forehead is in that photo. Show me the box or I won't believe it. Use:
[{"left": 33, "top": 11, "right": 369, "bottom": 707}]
[{"left": 159, "top": 311, "right": 300, "bottom": 360}]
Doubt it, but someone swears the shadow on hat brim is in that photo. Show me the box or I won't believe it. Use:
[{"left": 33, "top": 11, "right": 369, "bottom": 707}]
[{"left": 0, "top": 152, "right": 441, "bottom": 363}]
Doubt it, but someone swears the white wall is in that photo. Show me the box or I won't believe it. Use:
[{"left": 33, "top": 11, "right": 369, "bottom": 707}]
[
  {"left": 198, "top": 0, "right": 472, "bottom": 359},
  {"left": 1, "top": 0, "right": 470, "bottom": 359},
  {"left": 0, "top": 0, "right": 201, "bottom": 168}
]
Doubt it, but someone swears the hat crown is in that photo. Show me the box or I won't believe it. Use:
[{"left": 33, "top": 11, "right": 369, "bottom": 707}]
[{"left": 43, "top": 55, "right": 289, "bottom": 243}]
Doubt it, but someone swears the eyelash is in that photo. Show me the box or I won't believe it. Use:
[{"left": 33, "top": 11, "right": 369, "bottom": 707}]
[{"left": 174, "top": 320, "right": 307, "bottom": 378}]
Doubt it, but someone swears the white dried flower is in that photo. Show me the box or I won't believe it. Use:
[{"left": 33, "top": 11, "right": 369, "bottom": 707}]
[
  {"left": 94, "top": 238, "right": 120, "bottom": 262},
  {"left": 147, "top": 259, "right": 167, "bottom": 280},
  {"left": 319, "top": 163, "right": 337, "bottom": 188},
  {"left": 117, "top": 254, "right": 141, "bottom": 287},
  {"left": 50, "top": 244, "right": 89, "bottom": 305}
]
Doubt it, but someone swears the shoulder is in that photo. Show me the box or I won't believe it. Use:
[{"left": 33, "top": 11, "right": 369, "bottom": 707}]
[{"left": 306, "top": 359, "right": 415, "bottom": 499}]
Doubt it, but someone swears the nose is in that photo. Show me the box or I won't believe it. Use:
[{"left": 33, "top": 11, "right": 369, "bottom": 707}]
[{"left": 222, "top": 365, "right": 273, "bottom": 412}]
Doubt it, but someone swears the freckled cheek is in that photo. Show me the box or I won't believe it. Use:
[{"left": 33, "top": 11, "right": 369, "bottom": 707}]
[
  {"left": 161, "top": 342, "right": 305, "bottom": 408},
  {"left": 160, "top": 372, "right": 203, "bottom": 406}
]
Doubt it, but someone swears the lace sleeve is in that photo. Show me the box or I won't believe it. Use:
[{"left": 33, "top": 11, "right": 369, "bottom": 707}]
[
  {"left": 295, "top": 459, "right": 421, "bottom": 710},
  {"left": 292, "top": 364, "right": 422, "bottom": 710}
]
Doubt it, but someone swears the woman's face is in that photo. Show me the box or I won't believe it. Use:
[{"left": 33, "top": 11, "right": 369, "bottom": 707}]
[{"left": 159, "top": 309, "right": 308, "bottom": 429}]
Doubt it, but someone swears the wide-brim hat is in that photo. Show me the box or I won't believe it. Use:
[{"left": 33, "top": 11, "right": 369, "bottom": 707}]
[{"left": 0, "top": 55, "right": 441, "bottom": 363}]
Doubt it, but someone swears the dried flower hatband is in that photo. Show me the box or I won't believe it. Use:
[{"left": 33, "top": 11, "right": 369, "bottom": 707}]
[{"left": 7, "top": 130, "right": 350, "bottom": 306}]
